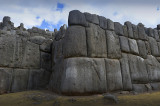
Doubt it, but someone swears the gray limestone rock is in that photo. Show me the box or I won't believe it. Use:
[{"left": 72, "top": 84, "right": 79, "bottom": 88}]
[
  {"left": 133, "top": 84, "right": 148, "bottom": 93},
  {"left": 86, "top": 23, "right": 107, "bottom": 57},
  {"left": 68, "top": 10, "right": 88, "bottom": 26},
  {"left": 0, "top": 68, "right": 13, "bottom": 94},
  {"left": 28, "top": 69, "right": 51, "bottom": 90},
  {"left": 107, "top": 19, "right": 114, "bottom": 31},
  {"left": 128, "top": 54, "right": 149, "bottom": 84},
  {"left": 114, "top": 22, "right": 124, "bottom": 36},
  {"left": 105, "top": 59, "right": 123, "bottom": 91},
  {"left": 153, "top": 29, "right": 159, "bottom": 40},
  {"left": 137, "top": 40, "right": 147, "bottom": 58},
  {"left": 99, "top": 16, "right": 108, "bottom": 29},
  {"left": 123, "top": 25, "right": 128, "bottom": 37},
  {"left": 137, "top": 23, "right": 147, "bottom": 40},
  {"left": 84, "top": 12, "right": 99, "bottom": 25},
  {"left": 125, "top": 21, "right": 134, "bottom": 38},
  {"left": 145, "top": 55, "right": 160, "bottom": 82},
  {"left": 145, "top": 41, "right": 151, "bottom": 55},
  {"left": 29, "top": 36, "right": 46, "bottom": 45},
  {"left": 119, "top": 36, "right": 130, "bottom": 53},
  {"left": 11, "top": 69, "right": 29, "bottom": 92},
  {"left": 41, "top": 52, "right": 52, "bottom": 71},
  {"left": 147, "top": 28, "right": 154, "bottom": 37},
  {"left": 157, "top": 24, "right": 160, "bottom": 30},
  {"left": 150, "top": 83, "right": 160, "bottom": 90},
  {"left": 61, "top": 58, "right": 107, "bottom": 94},
  {"left": 120, "top": 53, "right": 132, "bottom": 90},
  {"left": 128, "top": 38, "right": 139, "bottom": 55},
  {"left": 22, "top": 41, "right": 40, "bottom": 68},
  {"left": 103, "top": 94, "right": 118, "bottom": 103},
  {"left": 132, "top": 24, "right": 139, "bottom": 39},
  {"left": 63, "top": 26, "right": 87, "bottom": 58},
  {"left": 40, "top": 39, "right": 52, "bottom": 53},
  {"left": 106, "top": 30, "right": 121, "bottom": 59},
  {"left": 148, "top": 37, "right": 159, "bottom": 56}
]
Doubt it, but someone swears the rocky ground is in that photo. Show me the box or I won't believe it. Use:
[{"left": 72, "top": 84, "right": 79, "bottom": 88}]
[{"left": 0, "top": 90, "right": 160, "bottom": 106}]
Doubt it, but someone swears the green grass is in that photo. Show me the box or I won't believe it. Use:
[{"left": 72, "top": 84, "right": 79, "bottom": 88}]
[{"left": 0, "top": 90, "right": 160, "bottom": 106}]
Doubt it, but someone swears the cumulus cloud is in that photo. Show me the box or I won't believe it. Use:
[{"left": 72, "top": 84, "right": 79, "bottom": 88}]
[{"left": 0, "top": 0, "right": 159, "bottom": 30}]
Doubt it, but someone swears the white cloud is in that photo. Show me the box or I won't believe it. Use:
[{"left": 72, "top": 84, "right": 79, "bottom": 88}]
[{"left": 0, "top": 0, "right": 160, "bottom": 30}]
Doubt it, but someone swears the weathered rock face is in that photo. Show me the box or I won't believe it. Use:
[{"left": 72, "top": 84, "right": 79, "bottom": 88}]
[
  {"left": 49, "top": 10, "right": 160, "bottom": 95},
  {"left": 0, "top": 17, "right": 54, "bottom": 94},
  {"left": 2, "top": 10, "right": 160, "bottom": 96}
]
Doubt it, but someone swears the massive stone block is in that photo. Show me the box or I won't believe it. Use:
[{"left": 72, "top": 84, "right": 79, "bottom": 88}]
[
  {"left": 120, "top": 53, "right": 132, "bottom": 90},
  {"left": 28, "top": 69, "right": 51, "bottom": 90},
  {"left": 114, "top": 22, "right": 124, "bottom": 36},
  {"left": 86, "top": 23, "right": 107, "bottom": 57},
  {"left": 145, "top": 41, "right": 151, "bottom": 55},
  {"left": 0, "top": 35, "right": 16, "bottom": 67},
  {"left": 147, "top": 28, "right": 154, "bottom": 37},
  {"left": 132, "top": 24, "right": 139, "bottom": 39},
  {"left": 84, "top": 13, "right": 99, "bottom": 25},
  {"left": 40, "top": 39, "right": 52, "bottom": 53},
  {"left": 107, "top": 19, "right": 114, "bottom": 31},
  {"left": 22, "top": 41, "right": 40, "bottom": 68},
  {"left": 137, "top": 40, "right": 147, "bottom": 58},
  {"left": 125, "top": 21, "right": 134, "bottom": 38},
  {"left": 148, "top": 37, "right": 159, "bottom": 56},
  {"left": 105, "top": 59, "right": 123, "bottom": 91},
  {"left": 128, "top": 38, "right": 139, "bottom": 55},
  {"left": 61, "top": 58, "right": 107, "bottom": 95},
  {"left": 68, "top": 10, "right": 87, "bottom": 27},
  {"left": 153, "top": 29, "right": 159, "bottom": 41},
  {"left": 106, "top": 30, "right": 121, "bottom": 59},
  {"left": 145, "top": 55, "right": 160, "bottom": 82},
  {"left": 137, "top": 23, "right": 147, "bottom": 40},
  {"left": 133, "top": 84, "right": 150, "bottom": 93},
  {"left": 11, "top": 69, "right": 29, "bottom": 92},
  {"left": 63, "top": 26, "right": 87, "bottom": 58},
  {"left": 0, "top": 68, "right": 13, "bottom": 94},
  {"left": 41, "top": 52, "right": 52, "bottom": 71},
  {"left": 29, "top": 36, "right": 46, "bottom": 45},
  {"left": 128, "top": 54, "right": 149, "bottom": 84},
  {"left": 119, "top": 36, "right": 130, "bottom": 53},
  {"left": 99, "top": 16, "right": 108, "bottom": 29},
  {"left": 123, "top": 25, "right": 128, "bottom": 37}
]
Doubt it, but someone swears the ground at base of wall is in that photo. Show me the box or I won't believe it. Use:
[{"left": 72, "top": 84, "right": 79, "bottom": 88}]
[{"left": 0, "top": 90, "right": 160, "bottom": 106}]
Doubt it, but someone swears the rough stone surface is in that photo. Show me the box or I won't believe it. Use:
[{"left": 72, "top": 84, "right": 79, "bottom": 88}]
[
  {"left": 107, "top": 19, "right": 114, "bottom": 31},
  {"left": 147, "top": 28, "right": 154, "bottom": 37},
  {"left": 40, "top": 39, "right": 52, "bottom": 53},
  {"left": 84, "top": 13, "right": 99, "bottom": 25},
  {"left": 125, "top": 21, "right": 134, "bottom": 38},
  {"left": 86, "top": 23, "right": 107, "bottom": 57},
  {"left": 68, "top": 10, "right": 87, "bottom": 27},
  {"left": 133, "top": 84, "right": 148, "bottom": 93},
  {"left": 137, "top": 23, "right": 147, "bottom": 40},
  {"left": 106, "top": 30, "right": 121, "bottom": 59},
  {"left": 99, "top": 16, "right": 108, "bottom": 29},
  {"left": 105, "top": 59, "right": 123, "bottom": 91},
  {"left": 120, "top": 53, "right": 132, "bottom": 90},
  {"left": 123, "top": 25, "right": 128, "bottom": 37},
  {"left": 132, "top": 24, "right": 139, "bottom": 39},
  {"left": 137, "top": 40, "right": 147, "bottom": 58},
  {"left": 148, "top": 37, "right": 159, "bottom": 56},
  {"left": 63, "top": 26, "right": 87, "bottom": 58},
  {"left": 114, "top": 22, "right": 124, "bottom": 36},
  {"left": 119, "top": 36, "right": 130, "bottom": 53},
  {"left": 128, "top": 38, "right": 139, "bottom": 55}
]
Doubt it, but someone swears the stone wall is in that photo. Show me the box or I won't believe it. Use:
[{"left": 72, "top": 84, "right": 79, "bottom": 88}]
[
  {"left": 49, "top": 10, "right": 160, "bottom": 95},
  {"left": 1, "top": 10, "right": 160, "bottom": 96},
  {"left": 0, "top": 17, "right": 54, "bottom": 94}
]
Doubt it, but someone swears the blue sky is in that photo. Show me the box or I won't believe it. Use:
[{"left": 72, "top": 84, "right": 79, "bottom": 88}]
[{"left": 0, "top": 0, "right": 160, "bottom": 31}]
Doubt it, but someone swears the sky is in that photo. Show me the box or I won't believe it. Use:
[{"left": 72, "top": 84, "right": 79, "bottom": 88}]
[{"left": 0, "top": 0, "right": 160, "bottom": 31}]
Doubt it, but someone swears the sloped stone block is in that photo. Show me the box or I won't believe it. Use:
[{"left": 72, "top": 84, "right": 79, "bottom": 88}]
[
  {"left": 119, "top": 36, "right": 130, "bottom": 53},
  {"left": 61, "top": 58, "right": 107, "bottom": 95},
  {"left": 107, "top": 19, "right": 114, "bottom": 31},
  {"left": 41, "top": 52, "right": 51, "bottom": 71},
  {"left": 40, "top": 39, "right": 52, "bottom": 53},
  {"left": 68, "top": 10, "right": 88, "bottom": 27},
  {"left": 125, "top": 21, "right": 134, "bottom": 38},
  {"left": 128, "top": 38, "right": 139, "bottom": 55},
  {"left": 99, "top": 16, "right": 107, "bottom": 29},
  {"left": 133, "top": 84, "right": 149, "bottom": 93},
  {"left": 123, "top": 25, "right": 128, "bottom": 37},
  {"left": 106, "top": 30, "right": 121, "bottom": 59},
  {"left": 84, "top": 13, "right": 99, "bottom": 25},
  {"left": 86, "top": 23, "right": 107, "bottom": 57},
  {"left": 137, "top": 40, "right": 147, "bottom": 58},
  {"left": 137, "top": 23, "right": 147, "bottom": 40},
  {"left": 63, "top": 26, "right": 87, "bottom": 58},
  {"left": 105, "top": 59, "right": 123, "bottom": 91},
  {"left": 114, "top": 22, "right": 124, "bottom": 36},
  {"left": 120, "top": 53, "right": 132, "bottom": 90},
  {"left": 150, "top": 83, "right": 160, "bottom": 91},
  {"left": 132, "top": 24, "right": 139, "bottom": 39},
  {"left": 0, "top": 68, "right": 13, "bottom": 94},
  {"left": 128, "top": 54, "right": 149, "bottom": 84},
  {"left": 148, "top": 37, "right": 159, "bottom": 56}
]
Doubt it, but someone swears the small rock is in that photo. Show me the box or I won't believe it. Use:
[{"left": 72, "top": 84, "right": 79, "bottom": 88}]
[{"left": 103, "top": 93, "right": 118, "bottom": 103}]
